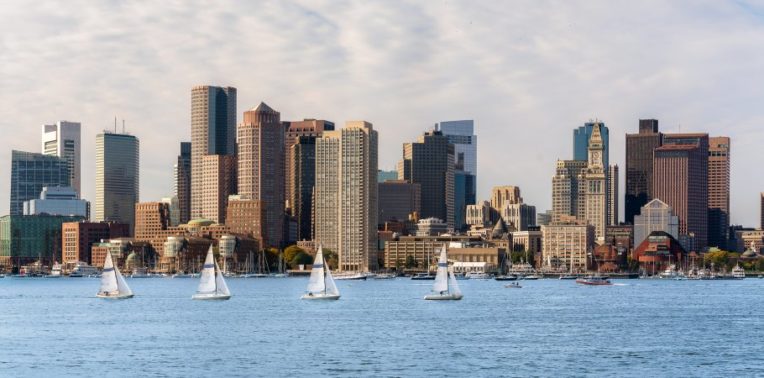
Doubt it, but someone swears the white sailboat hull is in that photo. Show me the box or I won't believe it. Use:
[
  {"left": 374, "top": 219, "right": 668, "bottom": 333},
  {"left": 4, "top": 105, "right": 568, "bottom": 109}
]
[
  {"left": 192, "top": 293, "right": 231, "bottom": 300},
  {"left": 96, "top": 292, "right": 134, "bottom": 299},
  {"left": 424, "top": 293, "right": 463, "bottom": 301},
  {"left": 301, "top": 293, "right": 340, "bottom": 300}
]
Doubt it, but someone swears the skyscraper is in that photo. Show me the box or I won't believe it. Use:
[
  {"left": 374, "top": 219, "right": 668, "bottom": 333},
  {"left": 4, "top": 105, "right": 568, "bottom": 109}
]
[
  {"left": 283, "top": 119, "right": 334, "bottom": 211},
  {"left": 608, "top": 165, "right": 619, "bottom": 225},
  {"left": 761, "top": 193, "right": 764, "bottom": 230},
  {"left": 41, "top": 121, "right": 81, "bottom": 196},
  {"left": 398, "top": 130, "right": 455, "bottom": 229},
  {"left": 190, "top": 85, "right": 236, "bottom": 222},
  {"left": 237, "top": 102, "right": 285, "bottom": 248},
  {"left": 653, "top": 134, "right": 709, "bottom": 250},
  {"left": 95, "top": 132, "right": 139, "bottom": 233},
  {"left": 551, "top": 159, "right": 587, "bottom": 222},
  {"left": 573, "top": 121, "right": 610, "bottom": 169},
  {"left": 290, "top": 136, "right": 316, "bottom": 241},
  {"left": 173, "top": 142, "right": 191, "bottom": 225},
  {"left": 707, "top": 137, "right": 730, "bottom": 249},
  {"left": 10, "top": 150, "right": 70, "bottom": 215},
  {"left": 314, "top": 121, "right": 378, "bottom": 272},
  {"left": 625, "top": 119, "right": 662, "bottom": 224},
  {"left": 438, "top": 120, "right": 477, "bottom": 227},
  {"left": 583, "top": 123, "right": 607, "bottom": 242}
]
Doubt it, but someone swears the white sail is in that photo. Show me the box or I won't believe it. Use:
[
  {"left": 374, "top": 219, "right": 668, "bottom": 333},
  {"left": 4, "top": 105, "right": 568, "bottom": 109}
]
[
  {"left": 196, "top": 246, "right": 217, "bottom": 294},
  {"left": 99, "top": 251, "right": 118, "bottom": 294},
  {"left": 448, "top": 270, "right": 461, "bottom": 296},
  {"left": 431, "top": 245, "right": 449, "bottom": 293},
  {"left": 306, "top": 246, "right": 326, "bottom": 293},
  {"left": 323, "top": 257, "right": 340, "bottom": 296},
  {"left": 114, "top": 263, "right": 132, "bottom": 296},
  {"left": 214, "top": 258, "right": 230, "bottom": 296}
]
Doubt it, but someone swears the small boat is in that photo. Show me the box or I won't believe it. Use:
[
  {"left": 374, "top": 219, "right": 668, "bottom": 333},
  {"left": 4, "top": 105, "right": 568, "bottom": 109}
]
[
  {"left": 576, "top": 275, "right": 612, "bottom": 286},
  {"left": 301, "top": 245, "right": 340, "bottom": 300},
  {"left": 192, "top": 246, "right": 232, "bottom": 300},
  {"left": 269, "top": 273, "right": 288, "bottom": 278},
  {"left": 465, "top": 272, "right": 491, "bottom": 280},
  {"left": 504, "top": 282, "right": 522, "bottom": 289},
  {"left": 172, "top": 272, "right": 199, "bottom": 278},
  {"left": 411, "top": 273, "right": 436, "bottom": 280},
  {"left": 45, "top": 262, "right": 63, "bottom": 278},
  {"left": 373, "top": 273, "right": 396, "bottom": 280},
  {"left": 333, "top": 272, "right": 367, "bottom": 281},
  {"left": 130, "top": 267, "right": 152, "bottom": 278},
  {"left": 424, "top": 245, "right": 463, "bottom": 301},
  {"left": 240, "top": 273, "right": 269, "bottom": 278},
  {"left": 732, "top": 264, "right": 746, "bottom": 279},
  {"left": 97, "top": 252, "right": 133, "bottom": 299},
  {"left": 495, "top": 275, "right": 518, "bottom": 281},
  {"left": 522, "top": 274, "right": 541, "bottom": 280},
  {"left": 70, "top": 262, "right": 98, "bottom": 277},
  {"left": 559, "top": 275, "right": 577, "bottom": 280}
]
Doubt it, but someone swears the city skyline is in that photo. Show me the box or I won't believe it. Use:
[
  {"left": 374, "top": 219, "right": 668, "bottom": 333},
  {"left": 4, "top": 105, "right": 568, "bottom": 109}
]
[{"left": 2, "top": 2, "right": 763, "bottom": 226}]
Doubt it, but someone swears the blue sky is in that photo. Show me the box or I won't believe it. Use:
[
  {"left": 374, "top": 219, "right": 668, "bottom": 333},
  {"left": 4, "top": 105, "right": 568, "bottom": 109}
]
[{"left": 1, "top": 1, "right": 763, "bottom": 226}]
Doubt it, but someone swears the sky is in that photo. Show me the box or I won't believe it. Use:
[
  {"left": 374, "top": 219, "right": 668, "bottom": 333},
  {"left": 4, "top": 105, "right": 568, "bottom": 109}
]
[{"left": 1, "top": 0, "right": 763, "bottom": 226}]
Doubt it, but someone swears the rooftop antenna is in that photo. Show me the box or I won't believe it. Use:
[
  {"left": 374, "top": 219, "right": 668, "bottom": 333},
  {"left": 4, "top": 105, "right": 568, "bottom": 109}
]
[{"left": 122, "top": 119, "right": 125, "bottom": 134}]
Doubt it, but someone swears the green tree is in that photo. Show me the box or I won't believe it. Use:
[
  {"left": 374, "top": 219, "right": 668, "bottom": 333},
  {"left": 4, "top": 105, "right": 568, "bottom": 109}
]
[
  {"left": 291, "top": 251, "right": 313, "bottom": 267},
  {"left": 405, "top": 255, "right": 417, "bottom": 269},
  {"left": 262, "top": 247, "right": 280, "bottom": 271},
  {"left": 283, "top": 245, "right": 306, "bottom": 268},
  {"left": 704, "top": 250, "right": 729, "bottom": 270},
  {"left": 323, "top": 249, "right": 338, "bottom": 270},
  {"left": 756, "top": 258, "right": 764, "bottom": 272}
]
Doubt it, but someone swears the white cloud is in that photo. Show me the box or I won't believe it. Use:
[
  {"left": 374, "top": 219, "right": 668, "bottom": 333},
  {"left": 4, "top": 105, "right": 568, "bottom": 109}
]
[{"left": 0, "top": 0, "right": 762, "bottom": 226}]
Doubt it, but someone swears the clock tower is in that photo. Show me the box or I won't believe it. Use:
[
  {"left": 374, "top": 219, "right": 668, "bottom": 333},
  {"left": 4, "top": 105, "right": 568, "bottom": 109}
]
[{"left": 584, "top": 122, "right": 607, "bottom": 244}]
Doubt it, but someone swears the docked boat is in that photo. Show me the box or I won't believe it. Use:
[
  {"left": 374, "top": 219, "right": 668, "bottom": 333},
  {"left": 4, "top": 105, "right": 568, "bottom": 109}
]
[
  {"left": 424, "top": 246, "right": 463, "bottom": 301},
  {"left": 504, "top": 282, "right": 522, "bottom": 289},
  {"left": 97, "top": 251, "right": 133, "bottom": 299},
  {"left": 333, "top": 272, "right": 368, "bottom": 281},
  {"left": 659, "top": 264, "right": 679, "bottom": 279},
  {"left": 494, "top": 274, "right": 517, "bottom": 281},
  {"left": 732, "top": 265, "right": 746, "bottom": 279},
  {"left": 45, "top": 262, "right": 63, "bottom": 278},
  {"left": 576, "top": 275, "right": 612, "bottom": 286},
  {"left": 559, "top": 274, "right": 577, "bottom": 280},
  {"left": 172, "top": 272, "right": 199, "bottom": 278},
  {"left": 192, "top": 246, "right": 231, "bottom": 300},
  {"left": 521, "top": 274, "right": 541, "bottom": 280},
  {"left": 373, "top": 273, "right": 396, "bottom": 280},
  {"left": 411, "top": 272, "right": 436, "bottom": 280},
  {"left": 130, "top": 267, "right": 152, "bottom": 278},
  {"left": 301, "top": 245, "right": 340, "bottom": 300},
  {"left": 465, "top": 272, "right": 491, "bottom": 280},
  {"left": 70, "top": 262, "right": 98, "bottom": 277}
]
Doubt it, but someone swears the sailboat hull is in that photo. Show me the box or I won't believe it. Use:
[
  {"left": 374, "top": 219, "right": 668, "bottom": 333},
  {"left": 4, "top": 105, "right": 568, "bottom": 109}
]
[
  {"left": 424, "top": 293, "right": 463, "bottom": 300},
  {"left": 96, "top": 293, "right": 133, "bottom": 299},
  {"left": 192, "top": 293, "right": 231, "bottom": 300},
  {"left": 301, "top": 293, "right": 340, "bottom": 300}
]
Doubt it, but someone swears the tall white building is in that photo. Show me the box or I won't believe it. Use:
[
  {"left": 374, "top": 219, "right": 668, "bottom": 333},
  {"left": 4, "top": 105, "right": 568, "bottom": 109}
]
[
  {"left": 314, "top": 121, "right": 378, "bottom": 272},
  {"left": 41, "top": 121, "right": 81, "bottom": 196},
  {"left": 584, "top": 123, "right": 607, "bottom": 243}
]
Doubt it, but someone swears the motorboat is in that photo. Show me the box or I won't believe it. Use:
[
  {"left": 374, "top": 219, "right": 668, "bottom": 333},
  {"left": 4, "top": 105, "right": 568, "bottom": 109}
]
[
  {"left": 732, "top": 265, "right": 746, "bottom": 279},
  {"left": 559, "top": 274, "right": 578, "bottom": 280},
  {"left": 521, "top": 275, "right": 541, "bottom": 280},
  {"left": 70, "top": 262, "right": 98, "bottom": 277},
  {"left": 45, "top": 262, "right": 63, "bottom": 278},
  {"left": 494, "top": 275, "right": 517, "bottom": 281},
  {"left": 130, "top": 267, "right": 152, "bottom": 278},
  {"left": 465, "top": 272, "right": 491, "bottom": 280},
  {"left": 504, "top": 282, "right": 522, "bottom": 289},
  {"left": 576, "top": 275, "right": 612, "bottom": 286},
  {"left": 333, "top": 272, "right": 368, "bottom": 281},
  {"left": 411, "top": 273, "right": 436, "bottom": 280}
]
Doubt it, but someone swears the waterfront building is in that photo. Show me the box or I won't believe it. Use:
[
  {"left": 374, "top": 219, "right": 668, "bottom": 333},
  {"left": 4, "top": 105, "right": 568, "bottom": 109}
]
[
  {"left": 466, "top": 201, "right": 491, "bottom": 227},
  {"left": 90, "top": 238, "right": 131, "bottom": 269},
  {"left": 10, "top": 150, "right": 70, "bottom": 216},
  {"left": 41, "top": 121, "right": 81, "bottom": 196},
  {"left": 605, "top": 224, "right": 634, "bottom": 252},
  {"left": 382, "top": 234, "right": 492, "bottom": 271},
  {"left": 95, "top": 131, "right": 139, "bottom": 233},
  {"left": 608, "top": 165, "right": 619, "bottom": 225},
  {"left": 190, "top": 85, "right": 237, "bottom": 222},
  {"left": 0, "top": 214, "right": 85, "bottom": 268},
  {"left": 653, "top": 133, "right": 709, "bottom": 250},
  {"left": 289, "top": 136, "right": 316, "bottom": 241},
  {"left": 173, "top": 142, "right": 191, "bottom": 225},
  {"left": 415, "top": 217, "right": 448, "bottom": 236},
  {"left": 625, "top": 119, "right": 662, "bottom": 224},
  {"left": 283, "top": 119, "right": 334, "bottom": 211},
  {"left": 707, "top": 137, "right": 730, "bottom": 249},
  {"left": 134, "top": 201, "right": 172, "bottom": 256},
  {"left": 633, "top": 231, "right": 687, "bottom": 275},
  {"left": 378, "top": 180, "right": 421, "bottom": 225},
  {"left": 23, "top": 186, "right": 89, "bottom": 218},
  {"left": 541, "top": 221, "right": 595, "bottom": 271},
  {"left": 573, "top": 121, "right": 610, "bottom": 169},
  {"left": 511, "top": 230, "right": 543, "bottom": 254},
  {"left": 633, "top": 199, "right": 679, "bottom": 248},
  {"left": 551, "top": 159, "right": 587, "bottom": 222},
  {"left": 225, "top": 196, "right": 265, "bottom": 245},
  {"left": 398, "top": 129, "right": 455, "bottom": 229},
  {"left": 314, "top": 121, "right": 378, "bottom": 272},
  {"left": 736, "top": 230, "right": 764, "bottom": 254},
  {"left": 61, "top": 221, "right": 129, "bottom": 267},
  {"left": 500, "top": 203, "right": 537, "bottom": 231},
  {"left": 238, "top": 102, "right": 285, "bottom": 248}
]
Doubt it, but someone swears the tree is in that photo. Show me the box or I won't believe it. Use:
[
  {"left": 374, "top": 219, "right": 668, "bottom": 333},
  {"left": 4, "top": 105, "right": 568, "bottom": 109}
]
[
  {"left": 756, "top": 258, "right": 764, "bottom": 272},
  {"left": 263, "top": 247, "right": 280, "bottom": 271},
  {"left": 291, "top": 251, "right": 313, "bottom": 267},
  {"left": 323, "top": 249, "right": 338, "bottom": 270},
  {"left": 283, "top": 245, "right": 306, "bottom": 268},
  {"left": 704, "top": 250, "right": 728, "bottom": 270},
  {"left": 405, "top": 255, "right": 417, "bottom": 269}
]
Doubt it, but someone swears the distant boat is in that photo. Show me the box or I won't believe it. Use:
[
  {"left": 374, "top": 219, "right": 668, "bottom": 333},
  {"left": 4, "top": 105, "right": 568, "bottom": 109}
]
[
  {"left": 97, "top": 252, "right": 133, "bottom": 299},
  {"left": 411, "top": 273, "right": 436, "bottom": 280},
  {"left": 732, "top": 264, "right": 746, "bottom": 279},
  {"left": 494, "top": 274, "right": 517, "bottom": 281},
  {"left": 70, "top": 262, "right": 98, "bottom": 277},
  {"left": 301, "top": 245, "right": 340, "bottom": 300},
  {"left": 192, "top": 246, "right": 231, "bottom": 300},
  {"left": 334, "top": 272, "right": 367, "bottom": 281},
  {"left": 505, "top": 282, "right": 522, "bottom": 289},
  {"left": 424, "top": 245, "right": 463, "bottom": 301},
  {"left": 45, "top": 262, "right": 63, "bottom": 278},
  {"left": 130, "top": 266, "right": 152, "bottom": 278},
  {"left": 576, "top": 275, "right": 612, "bottom": 286},
  {"left": 559, "top": 274, "right": 577, "bottom": 280},
  {"left": 465, "top": 272, "right": 491, "bottom": 280},
  {"left": 373, "top": 273, "right": 396, "bottom": 280},
  {"left": 522, "top": 275, "right": 541, "bottom": 280}
]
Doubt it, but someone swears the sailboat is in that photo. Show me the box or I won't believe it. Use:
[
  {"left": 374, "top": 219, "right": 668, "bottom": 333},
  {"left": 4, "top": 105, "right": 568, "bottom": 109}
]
[
  {"left": 301, "top": 245, "right": 340, "bottom": 300},
  {"left": 97, "top": 251, "right": 133, "bottom": 299},
  {"left": 192, "top": 245, "right": 231, "bottom": 300},
  {"left": 424, "top": 245, "right": 463, "bottom": 301}
]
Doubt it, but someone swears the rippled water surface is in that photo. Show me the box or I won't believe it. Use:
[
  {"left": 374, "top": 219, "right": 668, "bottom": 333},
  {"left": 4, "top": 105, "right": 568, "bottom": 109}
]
[{"left": 1, "top": 277, "right": 763, "bottom": 377}]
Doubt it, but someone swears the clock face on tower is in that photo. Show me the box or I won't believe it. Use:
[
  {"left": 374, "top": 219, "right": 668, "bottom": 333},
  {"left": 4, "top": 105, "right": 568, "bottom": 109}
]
[{"left": 592, "top": 151, "right": 600, "bottom": 163}]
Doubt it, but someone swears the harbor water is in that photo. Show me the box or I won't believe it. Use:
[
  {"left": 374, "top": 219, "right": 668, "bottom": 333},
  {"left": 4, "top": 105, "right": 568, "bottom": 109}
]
[{"left": 1, "top": 277, "right": 763, "bottom": 377}]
